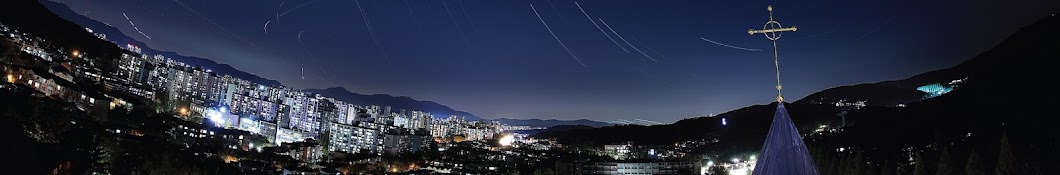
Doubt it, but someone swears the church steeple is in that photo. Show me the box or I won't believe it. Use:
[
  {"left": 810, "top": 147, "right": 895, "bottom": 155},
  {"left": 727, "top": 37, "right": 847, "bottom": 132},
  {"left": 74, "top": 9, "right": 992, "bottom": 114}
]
[{"left": 746, "top": 5, "right": 819, "bottom": 175}]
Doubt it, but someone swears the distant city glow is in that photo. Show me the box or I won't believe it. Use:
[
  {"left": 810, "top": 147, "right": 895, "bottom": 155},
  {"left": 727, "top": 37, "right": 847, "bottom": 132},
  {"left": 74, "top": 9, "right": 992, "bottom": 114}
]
[{"left": 729, "top": 166, "right": 751, "bottom": 175}]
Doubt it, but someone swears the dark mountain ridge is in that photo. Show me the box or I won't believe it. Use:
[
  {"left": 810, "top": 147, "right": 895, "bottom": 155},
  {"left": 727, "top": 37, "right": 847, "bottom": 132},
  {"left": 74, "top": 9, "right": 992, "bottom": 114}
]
[
  {"left": 38, "top": 0, "right": 283, "bottom": 87},
  {"left": 0, "top": 0, "right": 129, "bottom": 69},
  {"left": 536, "top": 15, "right": 1060, "bottom": 159},
  {"left": 19, "top": 0, "right": 485, "bottom": 120},
  {"left": 304, "top": 87, "right": 481, "bottom": 120},
  {"left": 490, "top": 118, "right": 612, "bottom": 128}
]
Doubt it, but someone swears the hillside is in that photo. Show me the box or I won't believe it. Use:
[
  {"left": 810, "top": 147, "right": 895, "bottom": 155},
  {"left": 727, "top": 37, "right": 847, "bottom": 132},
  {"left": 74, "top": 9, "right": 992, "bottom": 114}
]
[
  {"left": 39, "top": 0, "right": 283, "bottom": 87},
  {"left": 0, "top": 0, "right": 129, "bottom": 71},
  {"left": 795, "top": 83, "right": 925, "bottom": 107},
  {"left": 535, "top": 15, "right": 1060, "bottom": 160},
  {"left": 5, "top": 0, "right": 487, "bottom": 121}
]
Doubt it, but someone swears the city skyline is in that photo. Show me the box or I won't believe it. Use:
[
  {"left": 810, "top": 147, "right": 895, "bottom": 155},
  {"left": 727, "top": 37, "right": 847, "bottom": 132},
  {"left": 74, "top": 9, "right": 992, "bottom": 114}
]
[
  {"left": 50, "top": 0, "right": 1060, "bottom": 122},
  {"left": 3, "top": 0, "right": 1059, "bottom": 174}
]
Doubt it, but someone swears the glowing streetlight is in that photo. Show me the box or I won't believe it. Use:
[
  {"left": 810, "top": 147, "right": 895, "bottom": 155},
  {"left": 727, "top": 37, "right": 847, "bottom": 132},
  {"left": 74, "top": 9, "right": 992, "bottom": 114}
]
[
  {"left": 750, "top": 155, "right": 757, "bottom": 161},
  {"left": 732, "top": 158, "right": 740, "bottom": 163},
  {"left": 72, "top": 50, "right": 80, "bottom": 58}
]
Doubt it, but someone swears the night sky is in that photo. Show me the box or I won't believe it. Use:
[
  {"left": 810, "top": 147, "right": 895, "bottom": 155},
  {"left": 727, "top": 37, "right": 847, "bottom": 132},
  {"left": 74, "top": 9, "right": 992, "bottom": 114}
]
[{"left": 52, "top": 0, "right": 1059, "bottom": 123}]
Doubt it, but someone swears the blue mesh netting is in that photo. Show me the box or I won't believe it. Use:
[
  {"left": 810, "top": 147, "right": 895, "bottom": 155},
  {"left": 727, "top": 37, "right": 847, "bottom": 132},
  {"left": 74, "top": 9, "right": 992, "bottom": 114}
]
[{"left": 751, "top": 104, "right": 820, "bottom": 175}]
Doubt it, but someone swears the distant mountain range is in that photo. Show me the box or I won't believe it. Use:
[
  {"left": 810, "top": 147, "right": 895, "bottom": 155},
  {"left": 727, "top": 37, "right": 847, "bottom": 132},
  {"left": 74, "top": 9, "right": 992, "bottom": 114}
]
[
  {"left": 304, "top": 87, "right": 482, "bottom": 120},
  {"left": 489, "top": 118, "right": 613, "bottom": 128},
  {"left": 537, "top": 14, "right": 1060, "bottom": 152},
  {"left": 39, "top": 0, "right": 283, "bottom": 87},
  {"left": 301, "top": 87, "right": 622, "bottom": 125},
  {"left": 31, "top": 0, "right": 505, "bottom": 121}
]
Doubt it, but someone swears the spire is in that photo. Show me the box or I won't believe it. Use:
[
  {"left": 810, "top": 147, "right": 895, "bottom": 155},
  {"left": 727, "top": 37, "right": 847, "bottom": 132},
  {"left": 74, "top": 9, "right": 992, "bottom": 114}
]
[
  {"left": 752, "top": 104, "right": 820, "bottom": 175},
  {"left": 746, "top": 5, "right": 818, "bottom": 175}
]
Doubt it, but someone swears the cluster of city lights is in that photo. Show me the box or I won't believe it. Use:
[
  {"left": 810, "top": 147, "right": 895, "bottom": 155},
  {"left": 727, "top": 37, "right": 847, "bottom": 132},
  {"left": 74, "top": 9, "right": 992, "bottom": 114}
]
[
  {"left": 701, "top": 154, "right": 757, "bottom": 175},
  {"left": 206, "top": 107, "right": 228, "bottom": 127},
  {"left": 498, "top": 134, "right": 515, "bottom": 146}
]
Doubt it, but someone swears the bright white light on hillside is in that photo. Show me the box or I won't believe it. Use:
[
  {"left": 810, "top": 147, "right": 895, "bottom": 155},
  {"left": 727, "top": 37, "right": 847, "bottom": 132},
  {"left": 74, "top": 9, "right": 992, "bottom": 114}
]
[
  {"left": 207, "top": 108, "right": 224, "bottom": 126},
  {"left": 499, "top": 134, "right": 515, "bottom": 146},
  {"left": 729, "top": 166, "right": 750, "bottom": 175}
]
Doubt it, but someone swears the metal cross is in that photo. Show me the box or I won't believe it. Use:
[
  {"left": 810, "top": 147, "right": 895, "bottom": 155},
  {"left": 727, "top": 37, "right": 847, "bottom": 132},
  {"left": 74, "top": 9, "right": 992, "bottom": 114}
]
[{"left": 748, "top": 5, "right": 797, "bottom": 102}]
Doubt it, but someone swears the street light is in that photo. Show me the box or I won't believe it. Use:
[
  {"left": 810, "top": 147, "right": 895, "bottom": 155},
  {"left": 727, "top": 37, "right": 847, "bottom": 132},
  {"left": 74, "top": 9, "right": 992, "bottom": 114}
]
[{"left": 179, "top": 107, "right": 189, "bottom": 116}]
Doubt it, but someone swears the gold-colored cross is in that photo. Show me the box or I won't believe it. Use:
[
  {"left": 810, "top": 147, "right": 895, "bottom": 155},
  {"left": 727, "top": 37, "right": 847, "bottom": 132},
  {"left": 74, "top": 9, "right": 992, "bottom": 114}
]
[{"left": 748, "top": 5, "right": 797, "bottom": 102}]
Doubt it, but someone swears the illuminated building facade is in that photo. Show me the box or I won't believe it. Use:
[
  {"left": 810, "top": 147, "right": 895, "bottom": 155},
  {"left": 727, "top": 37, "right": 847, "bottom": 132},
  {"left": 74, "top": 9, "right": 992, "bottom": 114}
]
[
  {"left": 917, "top": 83, "right": 954, "bottom": 99},
  {"left": 328, "top": 122, "right": 383, "bottom": 153}
]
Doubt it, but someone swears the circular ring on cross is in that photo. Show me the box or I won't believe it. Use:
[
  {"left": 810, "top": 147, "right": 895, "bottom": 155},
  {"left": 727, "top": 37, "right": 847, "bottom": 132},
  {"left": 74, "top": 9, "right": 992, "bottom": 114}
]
[{"left": 763, "top": 20, "right": 783, "bottom": 41}]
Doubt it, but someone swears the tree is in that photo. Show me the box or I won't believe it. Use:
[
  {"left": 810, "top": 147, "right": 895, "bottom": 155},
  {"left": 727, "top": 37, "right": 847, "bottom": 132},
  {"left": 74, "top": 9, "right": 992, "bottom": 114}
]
[
  {"left": 935, "top": 148, "right": 955, "bottom": 175},
  {"left": 1020, "top": 145, "right": 1042, "bottom": 175},
  {"left": 20, "top": 102, "right": 71, "bottom": 143},
  {"left": 865, "top": 163, "right": 881, "bottom": 175},
  {"left": 827, "top": 158, "right": 840, "bottom": 175},
  {"left": 896, "top": 164, "right": 911, "bottom": 175},
  {"left": 151, "top": 89, "right": 173, "bottom": 113},
  {"left": 839, "top": 153, "right": 853, "bottom": 175},
  {"left": 913, "top": 153, "right": 930, "bottom": 175},
  {"left": 708, "top": 165, "right": 729, "bottom": 175},
  {"left": 964, "top": 150, "right": 986, "bottom": 175},
  {"left": 881, "top": 160, "right": 894, "bottom": 175},
  {"left": 854, "top": 150, "right": 867, "bottom": 175},
  {"left": 995, "top": 133, "right": 1017, "bottom": 175},
  {"left": 533, "top": 168, "right": 555, "bottom": 175}
]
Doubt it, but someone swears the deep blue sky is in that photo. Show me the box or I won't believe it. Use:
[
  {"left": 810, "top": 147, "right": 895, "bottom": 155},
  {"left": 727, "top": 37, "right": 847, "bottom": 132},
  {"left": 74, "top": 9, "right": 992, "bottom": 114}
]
[{"left": 53, "top": 0, "right": 1059, "bottom": 123}]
